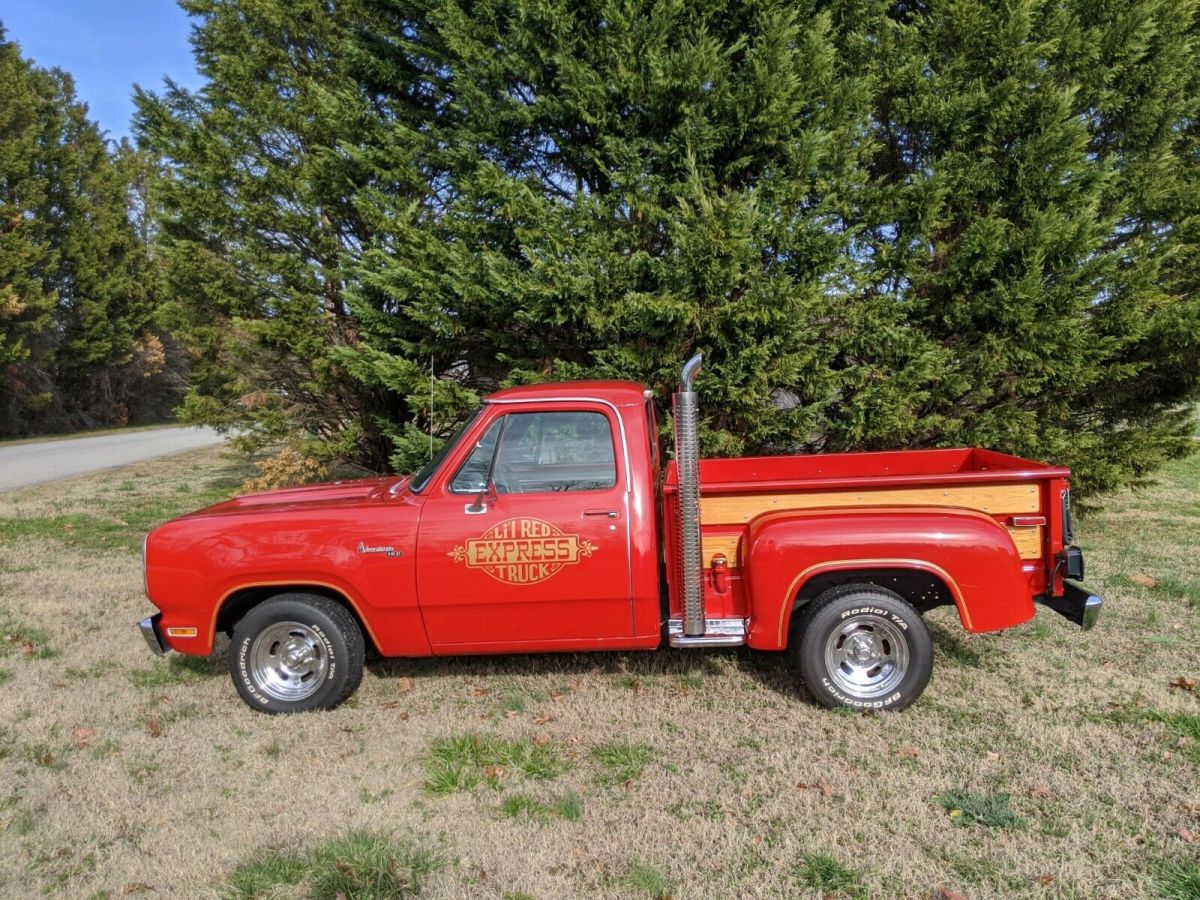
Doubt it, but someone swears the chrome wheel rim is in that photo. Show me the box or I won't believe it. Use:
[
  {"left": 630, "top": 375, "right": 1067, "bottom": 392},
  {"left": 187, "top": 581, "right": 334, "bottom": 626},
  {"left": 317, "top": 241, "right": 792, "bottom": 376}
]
[
  {"left": 823, "top": 614, "right": 909, "bottom": 700},
  {"left": 249, "top": 621, "right": 329, "bottom": 702}
]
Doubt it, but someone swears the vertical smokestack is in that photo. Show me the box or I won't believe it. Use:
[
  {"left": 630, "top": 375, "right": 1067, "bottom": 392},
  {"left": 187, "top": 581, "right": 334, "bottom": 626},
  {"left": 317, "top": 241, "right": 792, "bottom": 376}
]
[{"left": 673, "top": 353, "right": 704, "bottom": 637}]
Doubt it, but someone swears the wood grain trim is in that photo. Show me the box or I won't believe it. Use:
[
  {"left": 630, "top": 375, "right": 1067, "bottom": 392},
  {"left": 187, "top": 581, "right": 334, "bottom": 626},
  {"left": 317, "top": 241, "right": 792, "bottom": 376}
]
[
  {"left": 701, "top": 483, "right": 1040, "bottom": 525},
  {"left": 701, "top": 534, "right": 742, "bottom": 568},
  {"left": 1007, "top": 525, "right": 1042, "bottom": 560}
]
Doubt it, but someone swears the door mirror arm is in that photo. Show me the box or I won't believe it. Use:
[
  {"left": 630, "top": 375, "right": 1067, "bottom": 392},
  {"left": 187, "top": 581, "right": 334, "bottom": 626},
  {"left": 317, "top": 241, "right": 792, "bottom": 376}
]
[{"left": 465, "top": 477, "right": 497, "bottom": 515}]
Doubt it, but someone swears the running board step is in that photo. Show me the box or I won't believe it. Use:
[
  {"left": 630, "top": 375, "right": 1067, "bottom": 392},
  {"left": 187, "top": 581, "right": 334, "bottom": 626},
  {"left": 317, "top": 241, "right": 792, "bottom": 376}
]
[{"left": 667, "top": 617, "right": 747, "bottom": 648}]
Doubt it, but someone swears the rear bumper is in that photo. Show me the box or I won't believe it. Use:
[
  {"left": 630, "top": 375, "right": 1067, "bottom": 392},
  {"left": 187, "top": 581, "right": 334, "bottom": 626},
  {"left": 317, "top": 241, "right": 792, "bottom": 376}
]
[
  {"left": 139, "top": 614, "right": 168, "bottom": 656},
  {"left": 1036, "top": 582, "right": 1102, "bottom": 630}
]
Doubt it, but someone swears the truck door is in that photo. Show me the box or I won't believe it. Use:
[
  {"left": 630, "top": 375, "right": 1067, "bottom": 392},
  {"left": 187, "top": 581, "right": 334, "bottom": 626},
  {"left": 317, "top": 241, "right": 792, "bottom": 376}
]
[{"left": 415, "top": 403, "right": 634, "bottom": 650}]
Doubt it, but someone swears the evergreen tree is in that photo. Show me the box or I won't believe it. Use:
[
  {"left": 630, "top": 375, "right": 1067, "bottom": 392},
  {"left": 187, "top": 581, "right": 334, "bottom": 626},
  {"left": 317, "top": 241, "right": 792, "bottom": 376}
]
[
  {"left": 135, "top": 0, "right": 393, "bottom": 468},
  {"left": 0, "top": 25, "right": 181, "bottom": 434},
  {"left": 143, "top": 0, "right": 1200, "bottom": 491},
  {"left": 0, "top": 26, "right": 57, "bottom": 430}
]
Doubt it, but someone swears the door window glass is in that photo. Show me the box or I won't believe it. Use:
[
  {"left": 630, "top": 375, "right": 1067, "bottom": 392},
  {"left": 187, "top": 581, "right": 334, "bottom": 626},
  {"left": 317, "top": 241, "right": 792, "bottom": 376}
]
[
  {"left": 449, "top": 418, "right": 504, "bottom": 493},
  {"left": 450, "top": 410, "right": 617, "bottom": 493}
]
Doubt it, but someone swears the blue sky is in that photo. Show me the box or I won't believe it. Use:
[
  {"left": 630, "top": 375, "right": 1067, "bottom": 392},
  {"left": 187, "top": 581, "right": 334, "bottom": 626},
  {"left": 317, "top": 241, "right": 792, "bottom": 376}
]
[{"left": 1, "top": 1, "right": 204, "bottom": 142}]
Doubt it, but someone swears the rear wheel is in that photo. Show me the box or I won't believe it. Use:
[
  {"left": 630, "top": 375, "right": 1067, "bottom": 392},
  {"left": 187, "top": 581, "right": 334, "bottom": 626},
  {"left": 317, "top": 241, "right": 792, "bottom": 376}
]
[
  {"left": 229, "top": 593, "right": 364, "bottom": 714},
  {"left": 790, "top": 583, "right": 933, "bottom": 711}
]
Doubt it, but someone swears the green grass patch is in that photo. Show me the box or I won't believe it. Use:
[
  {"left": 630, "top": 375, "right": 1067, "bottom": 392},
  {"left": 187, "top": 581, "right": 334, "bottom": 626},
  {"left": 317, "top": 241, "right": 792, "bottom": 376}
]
[
  {"left": 1149, "top": 856, "right": 1200, "bottom": 899},
  {"left": 0, "top": 668, "right": 11, "bottom": 685},
  {"left": 24, "top": 741, "right": 68, "bottom": 772},
  {"left": 128, "top": 654, "right": 221, "bottom": 689},
  {"left": 936, "top": 791, "right": 1026, "bottom": 829},
  {"left": 0, "top": 614, "right": 56, "bottom": 659},
  {"left": 422, "top": 734, "right": 570, "bottom": 796},
  {"left": 590, "top": 740, "right": 657, "bottom": 787},
  {"left": 1096, "top": 707, "right": 1200, "bottom": 765},
  {"left": 219, "top": 830, "right": 443, "bottom": 900},
  {"left": 498, "top": 789, "right": 583, "bottom": 823},
  {"left": 616, "top": 861, "right": 672, "bottom": 899},
  {"left": 0, "top": 467, "right": 247, "bottom": 555},
  {"left": 793, "top": 851, "right": 868, "bottom": 899}
]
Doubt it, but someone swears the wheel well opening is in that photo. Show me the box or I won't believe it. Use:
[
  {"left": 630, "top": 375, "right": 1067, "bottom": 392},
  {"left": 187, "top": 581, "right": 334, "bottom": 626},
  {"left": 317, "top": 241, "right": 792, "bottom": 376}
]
[
  {"left": 215, "top": 585, "right": 379, "bottom": 654},
  {"left": 794, "top": 568, "right": 955, "bottom": 618}
]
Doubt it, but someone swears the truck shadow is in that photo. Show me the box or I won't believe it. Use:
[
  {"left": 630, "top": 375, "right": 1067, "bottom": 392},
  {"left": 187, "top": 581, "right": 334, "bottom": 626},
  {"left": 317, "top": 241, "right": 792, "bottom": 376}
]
[{"left": 367, "top": 645, "right": 807, "bottom": 700}]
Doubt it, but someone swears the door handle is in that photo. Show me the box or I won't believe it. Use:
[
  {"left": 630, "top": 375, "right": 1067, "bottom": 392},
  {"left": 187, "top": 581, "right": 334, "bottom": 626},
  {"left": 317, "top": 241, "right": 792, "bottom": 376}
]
[{"left": 583, "top": 509, "right": 619, "bottom": 519}]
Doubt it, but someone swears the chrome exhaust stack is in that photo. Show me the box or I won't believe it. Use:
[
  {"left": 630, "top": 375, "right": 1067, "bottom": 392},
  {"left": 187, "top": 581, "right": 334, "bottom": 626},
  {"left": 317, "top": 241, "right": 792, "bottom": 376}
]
[{"left": 674, "top": 353, "right": 705, "bottom": 637}]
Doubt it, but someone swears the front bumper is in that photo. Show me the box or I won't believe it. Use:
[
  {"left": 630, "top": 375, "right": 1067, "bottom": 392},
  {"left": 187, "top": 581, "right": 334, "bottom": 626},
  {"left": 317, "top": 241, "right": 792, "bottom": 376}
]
[
  {"left": 139, "top": 614, "right": 168, "bottom": 656},
  {"left": 1037, "top": 582, "right": 1103, "bottom": 630}
]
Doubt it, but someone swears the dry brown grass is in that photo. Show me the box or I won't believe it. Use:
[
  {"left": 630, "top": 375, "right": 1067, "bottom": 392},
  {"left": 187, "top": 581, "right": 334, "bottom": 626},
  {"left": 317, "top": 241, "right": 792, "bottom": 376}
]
[{"left": 1, "top": 446, "right": 1199, "bottom": 898}]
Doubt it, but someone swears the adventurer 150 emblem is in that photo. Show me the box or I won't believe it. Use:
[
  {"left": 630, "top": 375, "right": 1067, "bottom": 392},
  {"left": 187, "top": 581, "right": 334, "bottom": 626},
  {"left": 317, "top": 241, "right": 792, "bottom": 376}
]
[{"left": 450, "top": 517, "right": 597, "bottom": 585}]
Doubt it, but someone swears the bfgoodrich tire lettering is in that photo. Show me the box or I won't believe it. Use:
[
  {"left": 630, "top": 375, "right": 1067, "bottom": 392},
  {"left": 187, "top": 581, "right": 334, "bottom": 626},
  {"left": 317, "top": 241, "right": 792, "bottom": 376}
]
[
  {"left": 790, "top": 583, "right": 933, "bottom": 712},
  {"left": 229, "top": 593, "right": 364, "bottom": 714}
]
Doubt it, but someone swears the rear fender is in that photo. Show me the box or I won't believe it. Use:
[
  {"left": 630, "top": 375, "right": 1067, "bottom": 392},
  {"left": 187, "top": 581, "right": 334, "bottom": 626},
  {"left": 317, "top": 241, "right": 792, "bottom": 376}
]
[{"left": 743, "top": 506, "right": 1033, "bottom": 650}]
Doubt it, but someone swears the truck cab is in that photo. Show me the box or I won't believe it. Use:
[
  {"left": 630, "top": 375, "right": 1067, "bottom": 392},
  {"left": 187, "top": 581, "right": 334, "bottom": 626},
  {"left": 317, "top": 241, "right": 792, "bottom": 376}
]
[{"left": 140, "top": 356, "right": 1101, "bottom": 713}]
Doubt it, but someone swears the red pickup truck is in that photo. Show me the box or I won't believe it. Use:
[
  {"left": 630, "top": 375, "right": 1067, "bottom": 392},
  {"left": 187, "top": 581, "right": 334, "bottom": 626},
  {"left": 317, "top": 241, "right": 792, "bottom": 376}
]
[{"left": 140, "top": 355, "right": 1101, "bottom": 713}]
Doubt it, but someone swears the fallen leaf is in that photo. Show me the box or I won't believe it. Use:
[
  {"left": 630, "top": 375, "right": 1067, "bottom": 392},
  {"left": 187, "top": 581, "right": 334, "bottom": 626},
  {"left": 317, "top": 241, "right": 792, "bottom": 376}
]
[
  {"left": 395, "top": 677, "right": 413, "bottom": 692},
  {"left": 985, "top": 751, "right": 1000, "bottom": 762},
  {"left": 532, "top": 733, "right": 551, "bottom": 746},
  {"left": 484, "top": 765, "right": 506, "bottom": 781},
  {"left": 467, "top": 687, "right": 491, "bottom": 697},
  {"left": 1130, "top": 573, "right": 1157, "bottom": 588},
  {"left": 503, "top": 710, "right": 519, "bottom": 719},
  {"left": 145, "top": 718, "right": 162, "bottom": 738},
  {"left": 567, "top": 734, "right": 581, "bottom": 746},
  {"left": 949, "top": 809, "right": 963, "bottom": 820},
  {"left": 819, "top": 781, "right": 833, "bottom": 798},
  {"left": 625, "top": 677, "right": 642, "bottom": 692},
  {"left": 753, "top": 835, "right": 763, "bottom": 845},
  {"left": 1169, "top": 676, "right": 1197, "bottom": 692},
  {"left": 1028, "top": 784, "right": 1050, "bottom": 800},
  {"left": 936, "top": 886, "right": 967, "bottom": 900},
  {"left": 382, "top": 700, "right": 399, "bottom": 710},
  {"left": 1162, "top": 750, "right": 1173, "bottom": 761},
  {"left": 897, "top": 747, "right": 919, "bottom": 759},
  {"left": 73, "top": 727, "right": 95, "bottom": 749},
  {"left": 1178, "top": 827, "right": 1197, "bottom": 844},
  {"left": 122, "top": 884, "right": 154, "bottom": 895},
  {"left": 532, "top": 713, "right": 555, "bottom": 725},
  {"left": 338, "top": 725, "right": 355, "bottom": 734},
  {"left": 1033, "top": 874, "right": 1056, "bottom": 886},
  {"left": 550, "top": 692, "right": 565, "bottom": 702}
]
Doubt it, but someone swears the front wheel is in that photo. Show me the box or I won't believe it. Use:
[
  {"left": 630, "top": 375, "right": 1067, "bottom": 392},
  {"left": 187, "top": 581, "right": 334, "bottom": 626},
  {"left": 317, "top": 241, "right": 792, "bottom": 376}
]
[
  {"left": 229, "top": 593, "right": 364, "bottom": 714},
  {"left": 790, "top": 584, "right": 933, "bottom": 711}
]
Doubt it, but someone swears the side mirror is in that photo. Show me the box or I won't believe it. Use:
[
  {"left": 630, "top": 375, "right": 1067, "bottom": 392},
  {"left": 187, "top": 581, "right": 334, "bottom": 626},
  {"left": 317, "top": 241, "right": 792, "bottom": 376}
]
[{"left": 465, "top": 477, "right": 497, "bottom": 515}]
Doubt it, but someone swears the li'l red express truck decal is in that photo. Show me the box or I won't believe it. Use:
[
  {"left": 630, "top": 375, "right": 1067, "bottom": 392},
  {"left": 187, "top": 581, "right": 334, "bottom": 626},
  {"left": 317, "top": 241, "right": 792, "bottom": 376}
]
[{"left": 449, "top": 516, "right": 598, "bottom": 585}]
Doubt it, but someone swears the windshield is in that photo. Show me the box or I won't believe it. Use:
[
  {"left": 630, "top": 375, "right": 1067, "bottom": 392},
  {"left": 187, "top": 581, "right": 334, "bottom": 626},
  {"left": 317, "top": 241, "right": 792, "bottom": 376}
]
[{"left": 409, "top": 405, "right": 485, "bottom": 493}]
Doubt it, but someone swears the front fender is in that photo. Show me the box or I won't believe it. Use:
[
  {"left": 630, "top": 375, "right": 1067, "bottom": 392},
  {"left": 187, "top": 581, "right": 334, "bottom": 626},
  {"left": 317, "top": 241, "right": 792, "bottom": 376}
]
[{"left": 743, "top": 506, "right": 1033, "bottom": 650}]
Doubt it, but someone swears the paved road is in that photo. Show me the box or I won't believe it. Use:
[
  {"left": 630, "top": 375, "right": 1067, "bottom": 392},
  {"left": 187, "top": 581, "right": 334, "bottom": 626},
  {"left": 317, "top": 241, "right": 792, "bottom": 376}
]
[{"left": 0, "top": 427, "right": 225, "bottom": 493}]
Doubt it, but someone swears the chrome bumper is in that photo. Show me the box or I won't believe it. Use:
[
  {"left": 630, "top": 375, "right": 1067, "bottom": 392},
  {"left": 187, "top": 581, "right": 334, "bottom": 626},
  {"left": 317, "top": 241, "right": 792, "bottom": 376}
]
[
  {"left": 1037, "top": 582, "right": 1102, "bottom": 630},
  {"left": 139, "top": 614, "right": 168, "bottom": 656}
]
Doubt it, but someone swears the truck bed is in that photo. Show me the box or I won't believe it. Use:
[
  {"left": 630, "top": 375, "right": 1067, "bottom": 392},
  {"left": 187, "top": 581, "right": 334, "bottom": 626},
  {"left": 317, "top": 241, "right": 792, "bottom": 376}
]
[
  {"left": 663, "top": 447, "right": 1070, "bottom": 622},
  {"left": 686, "top": 447, "right": 1069, "bottom": 494}
]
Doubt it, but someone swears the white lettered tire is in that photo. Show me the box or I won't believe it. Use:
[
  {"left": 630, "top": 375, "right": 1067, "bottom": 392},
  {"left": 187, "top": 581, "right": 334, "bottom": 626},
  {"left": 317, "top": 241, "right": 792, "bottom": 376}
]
[
  {"left": 229, "top": 593, "right": 364, "bottom": 714},
  {"left": 790, "top": 584, "right": 933, "bottom": 711}
]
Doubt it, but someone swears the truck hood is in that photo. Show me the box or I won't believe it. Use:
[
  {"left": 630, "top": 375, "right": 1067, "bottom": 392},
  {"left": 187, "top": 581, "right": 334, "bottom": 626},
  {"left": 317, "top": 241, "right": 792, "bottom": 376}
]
[{"left": 189, "top": 474, "right": 411, "bottom": 518}]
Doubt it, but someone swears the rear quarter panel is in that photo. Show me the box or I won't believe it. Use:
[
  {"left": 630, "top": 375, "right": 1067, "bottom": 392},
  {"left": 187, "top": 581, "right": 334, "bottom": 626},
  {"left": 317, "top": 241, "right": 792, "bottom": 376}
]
[{"left": 743, "top": 506, "right": 1033, "bottom": 650}]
